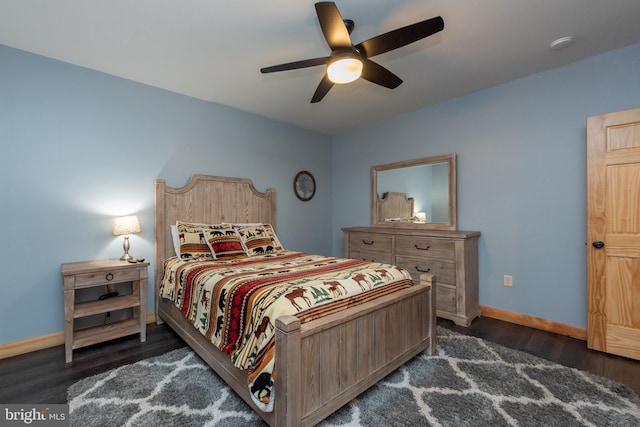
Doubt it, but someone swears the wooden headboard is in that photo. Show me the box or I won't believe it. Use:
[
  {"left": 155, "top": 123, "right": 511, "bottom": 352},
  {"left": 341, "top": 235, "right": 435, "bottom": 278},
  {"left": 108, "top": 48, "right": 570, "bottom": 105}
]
[
  {"left": 154, "top": 174, "right": 276, "bottom": 296},
  {"left": 377, "top": 191, "right": 414, "bottom": 221}
]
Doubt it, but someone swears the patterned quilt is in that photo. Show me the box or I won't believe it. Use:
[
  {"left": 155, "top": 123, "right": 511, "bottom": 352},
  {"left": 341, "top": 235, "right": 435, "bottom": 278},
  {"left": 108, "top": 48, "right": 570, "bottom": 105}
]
[{"left": 159, "top": 250, "right": 413, "bottom": 412}]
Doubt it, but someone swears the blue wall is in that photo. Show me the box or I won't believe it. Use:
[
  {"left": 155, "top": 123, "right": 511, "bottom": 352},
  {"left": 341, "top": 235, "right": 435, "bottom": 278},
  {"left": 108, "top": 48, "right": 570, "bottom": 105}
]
[
  {"left": 2, "top": 41, "right": 639, "bottom": 346},
  {"left": 332, "top": 42, "right": 640, "bottom": 329},
  {"left": 0, "top": 45, "right": 332, "bottom": 345}
]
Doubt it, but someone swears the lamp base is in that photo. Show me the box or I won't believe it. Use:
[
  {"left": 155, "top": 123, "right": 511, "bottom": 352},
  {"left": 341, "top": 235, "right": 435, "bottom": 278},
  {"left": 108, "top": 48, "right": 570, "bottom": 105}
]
[{"left": 120, "top": 235, "right": 132, "bottom": 260}]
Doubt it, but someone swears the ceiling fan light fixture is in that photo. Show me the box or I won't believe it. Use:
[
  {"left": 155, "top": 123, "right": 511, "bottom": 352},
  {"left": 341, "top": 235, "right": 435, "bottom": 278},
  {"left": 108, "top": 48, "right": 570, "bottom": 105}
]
[{"left": 327, "top": 56, "right": 363, "bottom": 84}]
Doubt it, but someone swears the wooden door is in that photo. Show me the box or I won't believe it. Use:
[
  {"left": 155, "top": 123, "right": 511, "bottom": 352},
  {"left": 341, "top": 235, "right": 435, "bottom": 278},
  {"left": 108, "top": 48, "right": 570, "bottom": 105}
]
[{"left": 587, "top": 107, "right": 640, "bottom": 360}]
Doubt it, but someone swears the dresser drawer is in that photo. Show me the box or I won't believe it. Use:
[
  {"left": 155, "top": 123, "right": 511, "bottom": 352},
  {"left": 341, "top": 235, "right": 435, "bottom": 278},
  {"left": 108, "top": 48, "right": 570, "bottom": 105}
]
[
  {"left": 73, "top": 268, "right": 142, "bottom": 288},
  {"left": 395, "top": 255, "right": 456, "bottom": 285},
  {"left": 436, "top": 284, "right": 456, "bottom": 313},
  {"left": 395, "top": 237, "right": 455, "bottom": 259},
  {"left": 349, "top": 250, "right": 393, "bottom": 264},
  {"left": 348, "top": 233, "right": 392, "bottom": 253}
]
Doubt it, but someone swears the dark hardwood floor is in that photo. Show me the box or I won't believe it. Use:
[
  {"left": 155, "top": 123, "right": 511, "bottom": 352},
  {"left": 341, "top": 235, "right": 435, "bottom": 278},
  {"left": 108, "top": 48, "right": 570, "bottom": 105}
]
[
  {"left": 0, "top": 322, "right": 186, "bottom": 405},
  {"left": 439, "top": 316, "right": 640, "bottom": 396},
  {"left": 1, "top": 316, "right": 639, "bottom": 405}
]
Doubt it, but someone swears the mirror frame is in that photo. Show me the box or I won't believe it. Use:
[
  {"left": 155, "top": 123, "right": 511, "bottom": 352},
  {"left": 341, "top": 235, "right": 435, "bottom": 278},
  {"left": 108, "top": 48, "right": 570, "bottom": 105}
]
[{"left": 371, "top": 153, "right": 457, "bottom": 230}]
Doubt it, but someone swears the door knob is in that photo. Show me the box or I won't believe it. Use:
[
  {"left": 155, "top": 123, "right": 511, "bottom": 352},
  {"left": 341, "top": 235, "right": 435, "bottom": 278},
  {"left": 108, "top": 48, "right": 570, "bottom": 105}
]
[{"left": 592, "top": 240, "right": 605, "bottom": 249}]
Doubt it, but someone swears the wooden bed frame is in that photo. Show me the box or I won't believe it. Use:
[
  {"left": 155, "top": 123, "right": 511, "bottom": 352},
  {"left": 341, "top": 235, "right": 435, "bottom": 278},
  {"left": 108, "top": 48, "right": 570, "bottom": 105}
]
[{"left": 154, "top": 174, "right": 436, "bottom": 426}]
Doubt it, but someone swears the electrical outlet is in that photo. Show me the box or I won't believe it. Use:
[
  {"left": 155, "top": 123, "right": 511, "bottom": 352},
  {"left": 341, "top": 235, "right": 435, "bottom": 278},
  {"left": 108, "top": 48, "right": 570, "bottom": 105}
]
[{"left": 504, "top": 275, "right": 513, "bottom": 287}]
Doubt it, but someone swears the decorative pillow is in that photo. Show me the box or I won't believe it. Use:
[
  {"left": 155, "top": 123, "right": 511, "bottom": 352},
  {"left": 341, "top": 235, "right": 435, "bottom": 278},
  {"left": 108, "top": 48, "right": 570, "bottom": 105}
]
[
  {"left": 231, "top": 223, "right": 284, "bottom": 252},
  {"left": 203, "top": 227, "right": 247, "bottom": 258},
  {"left": 262, "top": 223, "right": 284, "bottom": 250},
  {"left": 177, "top": 220, "right": 227, "bottom": 233},
  {"left": 171, "top": 221, "right": 228, "bottom": 258},
  {"left": 170, "top": 224, "right": 180, "bottom": 256},
  {"left": 177, "top": 229, "right": 215, "bottom": 260},
  {"left": 235, "top": 225, "right": 278, "bottom": 256}
]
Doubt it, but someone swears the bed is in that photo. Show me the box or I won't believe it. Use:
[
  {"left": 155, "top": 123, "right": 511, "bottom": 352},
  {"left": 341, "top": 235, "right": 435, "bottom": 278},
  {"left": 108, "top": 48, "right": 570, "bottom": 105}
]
[{"left": 154, "top": 174, "right": 436, "bottom": 426}]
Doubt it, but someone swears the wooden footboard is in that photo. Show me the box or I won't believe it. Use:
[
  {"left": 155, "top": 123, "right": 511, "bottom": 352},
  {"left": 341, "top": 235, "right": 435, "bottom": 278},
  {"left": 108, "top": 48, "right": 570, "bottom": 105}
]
[
  {"left": 158, "top": 274, "right": 435, "bottom": 427},
  {"left": 275, "top": 275, "right": 435, "bottom": 426}
]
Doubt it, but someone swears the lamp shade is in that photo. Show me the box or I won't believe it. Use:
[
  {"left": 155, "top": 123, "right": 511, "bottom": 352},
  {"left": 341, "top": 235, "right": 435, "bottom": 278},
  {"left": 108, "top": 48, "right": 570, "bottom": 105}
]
[{"left": 112, "top": 215, "right": 141, "bottom": 236}]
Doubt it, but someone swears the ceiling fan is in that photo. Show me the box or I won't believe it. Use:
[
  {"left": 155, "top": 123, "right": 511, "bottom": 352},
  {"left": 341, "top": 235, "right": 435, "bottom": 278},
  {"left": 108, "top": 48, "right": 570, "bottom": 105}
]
[{"left": 260, "top": 1, "right": 444, "bottom": 103}]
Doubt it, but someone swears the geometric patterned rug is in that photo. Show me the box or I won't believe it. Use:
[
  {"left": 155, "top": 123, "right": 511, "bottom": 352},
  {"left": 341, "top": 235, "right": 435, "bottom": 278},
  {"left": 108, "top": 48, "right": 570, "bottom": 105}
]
[{"left": 68, "top": 327, "right": 640, "bottom": 426}]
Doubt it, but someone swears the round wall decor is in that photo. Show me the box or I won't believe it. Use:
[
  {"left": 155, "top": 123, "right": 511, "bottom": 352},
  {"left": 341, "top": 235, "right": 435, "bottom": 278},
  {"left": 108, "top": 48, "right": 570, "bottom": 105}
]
[{"left": 293, "top": 171, "right": 316, "bottom": 201}]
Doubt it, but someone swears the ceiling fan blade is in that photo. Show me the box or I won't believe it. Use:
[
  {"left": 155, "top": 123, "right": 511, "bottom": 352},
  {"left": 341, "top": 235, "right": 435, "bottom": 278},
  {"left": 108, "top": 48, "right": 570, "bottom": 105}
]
[
  {"left": 315, "top": 2, "right": 352, "bottom": 50},
  {"left": 360, "top": 58, "right": 403, "bottom": 89},
  {"left": 311, "top": 74, "right": 334, "bottom": 103},
  {"left": 355, "top": 16, "right": 444, "bottom": 58},
  {"left": 261, "top": 56, "right": 331, "bottom": 73}
]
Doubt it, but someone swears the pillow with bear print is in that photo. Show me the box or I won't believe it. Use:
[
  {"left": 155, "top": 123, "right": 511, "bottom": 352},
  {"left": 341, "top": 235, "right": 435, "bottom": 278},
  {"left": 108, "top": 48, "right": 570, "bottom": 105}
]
[
  {"left": 231, "top": 223, "right": 284, "bottom": 252},
  {"left": 177, "top": 229, "right": 215, "bottom": 260},
  {"left": 171, "top": 221, "right": 227, "bottom": 258},
  {"left": 203, "top": 227, "right": 247, "bottom": 258},
  {"left": 235, "top": 225, "right": 279, "bottom": 256},
  {"left": 261, "top": 223, "right": 284, "bottom": 251}
]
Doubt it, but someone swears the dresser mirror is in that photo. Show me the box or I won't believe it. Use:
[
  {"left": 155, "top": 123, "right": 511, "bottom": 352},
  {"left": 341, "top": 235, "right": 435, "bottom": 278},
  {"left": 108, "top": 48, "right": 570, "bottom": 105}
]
[{"left": 371, "top": 153, "right": 457, "bottom": 230}]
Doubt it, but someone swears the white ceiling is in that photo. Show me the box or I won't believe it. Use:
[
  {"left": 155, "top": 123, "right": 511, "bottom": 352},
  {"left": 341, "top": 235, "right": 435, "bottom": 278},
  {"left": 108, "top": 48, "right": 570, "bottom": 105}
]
[{"left": 2, "top": 0, "right": 640, "bottom": 135}]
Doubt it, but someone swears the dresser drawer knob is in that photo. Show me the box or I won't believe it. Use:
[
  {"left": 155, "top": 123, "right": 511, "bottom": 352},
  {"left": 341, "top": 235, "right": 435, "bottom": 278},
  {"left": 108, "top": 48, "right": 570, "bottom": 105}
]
[
  {"left": 415, "top": 266, "right": 431, "bottom": 273},
  {"left": 362, "top": 240, "right": 375, "bottom": 245},
  {"left": 105, "top": 272, "right": 114, "bottom": 281},
  {"left": 415, "top": 245, "right": 430, "bottom": 251}
]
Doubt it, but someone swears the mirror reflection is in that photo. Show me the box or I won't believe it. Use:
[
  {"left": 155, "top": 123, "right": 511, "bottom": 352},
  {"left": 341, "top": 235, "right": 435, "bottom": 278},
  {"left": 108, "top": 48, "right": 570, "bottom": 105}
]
[{"left": 371, "top": 153, "right": 457, "bottom": 230}]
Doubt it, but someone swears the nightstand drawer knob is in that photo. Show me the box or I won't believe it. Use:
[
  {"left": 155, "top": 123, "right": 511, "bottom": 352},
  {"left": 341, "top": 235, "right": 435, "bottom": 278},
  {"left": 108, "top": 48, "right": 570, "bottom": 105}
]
[{"left": 105, "top": 272, "right": 114, "bottom": 281}]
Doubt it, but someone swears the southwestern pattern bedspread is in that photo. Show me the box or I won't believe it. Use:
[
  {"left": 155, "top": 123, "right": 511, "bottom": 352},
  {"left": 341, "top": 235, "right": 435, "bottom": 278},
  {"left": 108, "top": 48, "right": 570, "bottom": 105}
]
[{"left": 159, "top": 250, "right": 413, "bottom": 412}]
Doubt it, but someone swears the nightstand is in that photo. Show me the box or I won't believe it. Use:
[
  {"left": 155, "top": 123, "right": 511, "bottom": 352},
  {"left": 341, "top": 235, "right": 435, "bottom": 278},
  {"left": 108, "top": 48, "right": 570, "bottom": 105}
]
[{"left": 61, "top": 259, "right": 149, "bottom": 362}]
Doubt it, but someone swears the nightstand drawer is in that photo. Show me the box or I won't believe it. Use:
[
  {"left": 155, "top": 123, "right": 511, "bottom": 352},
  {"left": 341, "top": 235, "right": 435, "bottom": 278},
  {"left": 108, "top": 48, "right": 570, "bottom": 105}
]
[
  {"left": 395, "top": 237, "right": 455, "bottom": 259},
  {"left": 348, "top": 233, "right": 392, "bottom": 253},
  {"left": 73, "top": 268, "right": 142, "bottom": 288}
]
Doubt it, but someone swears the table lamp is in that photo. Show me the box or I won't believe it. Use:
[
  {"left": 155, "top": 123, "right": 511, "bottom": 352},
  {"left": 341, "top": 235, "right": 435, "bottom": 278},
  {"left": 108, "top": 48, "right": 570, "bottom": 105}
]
[{"left": 112, "top": 215, "right": 141, "bottom": 260}]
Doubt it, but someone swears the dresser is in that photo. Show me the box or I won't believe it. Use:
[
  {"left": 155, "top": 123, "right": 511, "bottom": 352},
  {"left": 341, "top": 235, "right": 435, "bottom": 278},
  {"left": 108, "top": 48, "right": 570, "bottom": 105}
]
[{"left": 343, "top": 226, "right": 480, "bottom": 326}]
